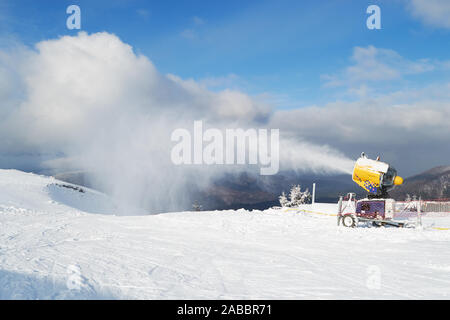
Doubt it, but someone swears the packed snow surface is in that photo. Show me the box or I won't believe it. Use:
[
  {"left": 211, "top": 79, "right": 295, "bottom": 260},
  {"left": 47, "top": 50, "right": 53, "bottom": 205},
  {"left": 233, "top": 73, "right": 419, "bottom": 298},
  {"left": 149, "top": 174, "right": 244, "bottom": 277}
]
[{"left": 1, "top": 169, "right": 450, "bottom": 299}]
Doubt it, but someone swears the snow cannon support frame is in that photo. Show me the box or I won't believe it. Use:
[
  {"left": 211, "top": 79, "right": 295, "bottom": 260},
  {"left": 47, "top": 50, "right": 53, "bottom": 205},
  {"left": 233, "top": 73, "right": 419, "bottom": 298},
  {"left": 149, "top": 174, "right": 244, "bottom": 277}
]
[{"left": 337, "top": 195, "right": 410, "bottom": 228}]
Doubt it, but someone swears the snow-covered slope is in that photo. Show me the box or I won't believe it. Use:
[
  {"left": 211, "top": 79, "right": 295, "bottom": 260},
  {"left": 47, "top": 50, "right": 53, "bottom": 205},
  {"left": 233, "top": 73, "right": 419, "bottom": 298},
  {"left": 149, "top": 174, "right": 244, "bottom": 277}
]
[{"left": 1, "top": 169, "right": 450, "bottom": 299}]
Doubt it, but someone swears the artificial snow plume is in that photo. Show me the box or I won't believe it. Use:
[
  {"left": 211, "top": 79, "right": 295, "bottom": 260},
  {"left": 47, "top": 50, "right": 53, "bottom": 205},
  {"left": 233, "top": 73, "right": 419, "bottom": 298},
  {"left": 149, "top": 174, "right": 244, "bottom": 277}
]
[
  {"left": 279, "top": 139, "right": 354, "bottom": 175},
  {"left": 0, "top": 32, "right": 354, "bottom": 213}
]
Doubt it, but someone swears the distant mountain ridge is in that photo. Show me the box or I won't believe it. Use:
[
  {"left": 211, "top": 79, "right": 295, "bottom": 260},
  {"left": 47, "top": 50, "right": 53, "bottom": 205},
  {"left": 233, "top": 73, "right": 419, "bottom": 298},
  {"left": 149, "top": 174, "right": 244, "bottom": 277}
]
[
  {"left": 53, "top": 165, "right": 450, "bottom": 210},
  {"left": 391, "top": 166, "right": 450, "bottom": 200}
]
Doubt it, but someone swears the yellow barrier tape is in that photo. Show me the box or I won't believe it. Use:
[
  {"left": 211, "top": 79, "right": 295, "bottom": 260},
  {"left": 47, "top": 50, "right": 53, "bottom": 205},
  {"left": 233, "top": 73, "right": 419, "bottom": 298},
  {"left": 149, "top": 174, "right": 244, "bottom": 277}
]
[
  {"left": 282, "top": 208, "right": 337, "bottom": 217},
  {"left": 302, "top": 209, "right": 337, "bottom": 217}
]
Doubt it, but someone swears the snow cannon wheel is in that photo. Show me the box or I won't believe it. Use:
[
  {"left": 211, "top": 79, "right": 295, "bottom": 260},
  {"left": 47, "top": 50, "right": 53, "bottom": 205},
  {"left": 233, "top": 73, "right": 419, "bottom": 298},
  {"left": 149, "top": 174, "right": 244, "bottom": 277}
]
[{"left": 342, "top": 215, "right": 356, "bottom": 228}]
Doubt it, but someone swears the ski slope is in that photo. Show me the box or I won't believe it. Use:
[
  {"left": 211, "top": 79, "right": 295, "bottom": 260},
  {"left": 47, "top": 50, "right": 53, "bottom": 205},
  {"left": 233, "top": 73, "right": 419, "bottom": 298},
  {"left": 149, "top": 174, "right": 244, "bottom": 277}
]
[{"left": 1, "top": 169, "right": 450, "bottom": 299}]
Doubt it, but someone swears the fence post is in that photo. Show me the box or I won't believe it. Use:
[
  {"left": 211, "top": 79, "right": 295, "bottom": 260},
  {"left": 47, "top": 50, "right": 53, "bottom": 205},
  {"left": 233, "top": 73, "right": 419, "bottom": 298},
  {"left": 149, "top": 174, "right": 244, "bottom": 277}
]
[
  {"left": 417, "top": 197, "right": 422, "bottom": 229},
  {"left": 337, "top": 196, "right": 343, "bottom": 226},
  {"left": 312, "top": 183, "right": 316, "bottom": 207}
]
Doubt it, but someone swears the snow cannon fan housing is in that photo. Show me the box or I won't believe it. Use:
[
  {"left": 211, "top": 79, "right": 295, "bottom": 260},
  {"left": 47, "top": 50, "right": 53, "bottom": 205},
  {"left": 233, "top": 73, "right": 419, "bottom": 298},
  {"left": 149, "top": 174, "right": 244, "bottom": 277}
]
[{"left": 352, "top": 154, "right": 403, "bottom": 197}]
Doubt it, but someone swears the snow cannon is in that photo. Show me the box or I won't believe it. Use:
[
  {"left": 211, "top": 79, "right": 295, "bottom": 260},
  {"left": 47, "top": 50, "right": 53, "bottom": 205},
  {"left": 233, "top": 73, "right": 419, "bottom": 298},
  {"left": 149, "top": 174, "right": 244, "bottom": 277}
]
[{"left": 352, "top": 153, "right": 403, "bottom": 198}]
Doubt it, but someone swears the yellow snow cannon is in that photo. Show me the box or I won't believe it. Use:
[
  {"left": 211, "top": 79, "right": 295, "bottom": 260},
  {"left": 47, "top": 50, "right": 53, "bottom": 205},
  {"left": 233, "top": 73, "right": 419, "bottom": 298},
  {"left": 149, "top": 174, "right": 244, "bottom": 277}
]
[{"left": 352, "top": 153, "right": 403, "bottom": 197}]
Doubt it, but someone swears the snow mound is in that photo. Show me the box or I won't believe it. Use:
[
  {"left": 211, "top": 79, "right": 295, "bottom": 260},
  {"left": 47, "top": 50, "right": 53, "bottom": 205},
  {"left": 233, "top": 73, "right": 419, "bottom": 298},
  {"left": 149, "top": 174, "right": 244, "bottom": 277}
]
[
  {"left": 0, "top": 169, "right": 118, "bottom": 215},
  {"left": 46, "top": 183, "right": 117, "bottom": 215}
]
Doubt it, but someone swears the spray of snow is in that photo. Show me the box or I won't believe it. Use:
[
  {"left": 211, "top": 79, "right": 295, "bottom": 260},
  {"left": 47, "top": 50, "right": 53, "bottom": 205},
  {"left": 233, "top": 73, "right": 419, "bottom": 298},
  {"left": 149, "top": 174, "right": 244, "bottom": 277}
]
[
  {"left": 0, "top": 32, "right": 353, "bottom": 213},
  {"left": 280, "top": 139, "right": 354, "bottom": 174}
]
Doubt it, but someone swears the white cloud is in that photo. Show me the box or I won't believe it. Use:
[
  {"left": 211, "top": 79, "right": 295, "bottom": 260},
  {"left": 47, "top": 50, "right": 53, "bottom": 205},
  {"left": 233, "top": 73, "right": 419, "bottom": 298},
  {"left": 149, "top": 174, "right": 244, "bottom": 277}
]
[
  {"left": 323, "top": 46, "right": 435, "bottom": 89},
  {"left": 193, "top": 16, "right": 205, "bottom": 25},
  {"left": 136, "top": 9, "right": 150, "bottom": 18},
  {"left": 316, "top": 45, "right": 450, "bottom": 162},
  {"left": 270, "top": 86, "right": 450, "bottom": 175},
  {"left": 180, "top": 28, "right": 197, "bottom": 40},
  {"left": 406, "top": 0, "right": 450, "bottom": 29},
  {"left": 180, "top": 16, "right": 206, "bottom": 40}
]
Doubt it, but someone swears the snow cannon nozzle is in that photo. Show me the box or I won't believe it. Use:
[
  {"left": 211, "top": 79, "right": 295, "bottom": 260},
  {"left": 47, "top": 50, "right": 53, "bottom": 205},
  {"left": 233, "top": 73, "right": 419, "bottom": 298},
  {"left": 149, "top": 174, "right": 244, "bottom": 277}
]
[{"left": 394, "top": 176, "right": 404, "bottom": 186}]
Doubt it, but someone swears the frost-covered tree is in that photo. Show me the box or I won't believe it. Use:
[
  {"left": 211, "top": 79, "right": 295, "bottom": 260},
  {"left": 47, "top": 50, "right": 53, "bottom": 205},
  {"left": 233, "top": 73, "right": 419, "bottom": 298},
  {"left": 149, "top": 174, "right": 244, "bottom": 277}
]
[
  {"left": 299, "top": 188, "right": 312, "bottom": 205},
  {"left": 279, "top": 185, "right": 311, "bottom": 207},
  {"left": 279, "top": 191, "right": 289, "bottom": 207},
  {"left": 289, "top": 185, "right": 311, "bottom": 206},
  {"left": 289, "top": 185, "right": 302, "bottom": 206},
  {"left": 192, "top": 200, "right": 202, "bottom": 211}
]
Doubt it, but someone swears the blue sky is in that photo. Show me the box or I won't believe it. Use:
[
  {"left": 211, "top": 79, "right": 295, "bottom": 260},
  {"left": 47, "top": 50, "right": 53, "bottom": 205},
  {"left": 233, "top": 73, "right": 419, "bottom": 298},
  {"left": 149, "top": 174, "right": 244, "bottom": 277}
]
[{"left": 1, "top": 0, "right": 449, "bottom": 109}]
